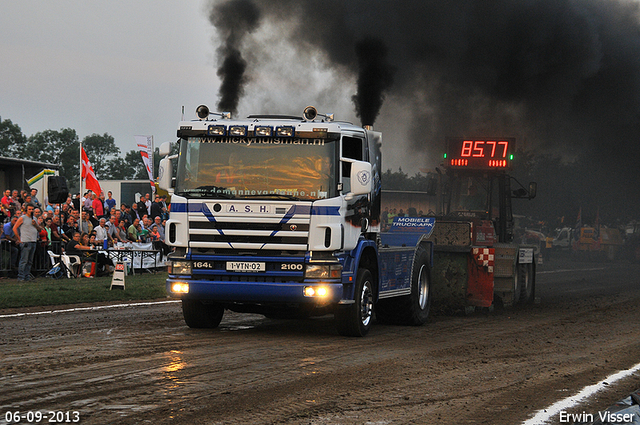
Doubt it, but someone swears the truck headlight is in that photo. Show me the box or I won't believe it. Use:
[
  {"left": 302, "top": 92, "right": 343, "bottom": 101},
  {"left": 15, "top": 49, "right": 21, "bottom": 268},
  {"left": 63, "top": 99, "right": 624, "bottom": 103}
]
[
  {"left": 304, "top": 286, "right": 330, "bottom": 297},
  {"left": 170, "top": 261, "right": 192, "bottom": 275},
  {"left": 171, "top": 282, "right": 190, "bottom": 294},
  {"left": 305, "top": 264, "right": 342, "bottom": 279}
]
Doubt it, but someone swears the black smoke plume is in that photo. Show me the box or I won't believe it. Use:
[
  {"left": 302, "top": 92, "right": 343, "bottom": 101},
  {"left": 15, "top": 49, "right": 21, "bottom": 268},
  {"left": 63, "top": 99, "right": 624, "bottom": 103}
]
[
  {"left": 209, "top": 0, "right": 261, "bottom": 115},
  {"left": 352, "top": 37, "right": 395, "bottom": 127},
  {"left": 208, "top": 0, "right": 640, "bottom": 217}
]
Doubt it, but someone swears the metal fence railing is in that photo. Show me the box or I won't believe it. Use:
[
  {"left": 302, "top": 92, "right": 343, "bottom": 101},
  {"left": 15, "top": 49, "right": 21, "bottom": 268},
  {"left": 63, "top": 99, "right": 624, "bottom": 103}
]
[{"left": 1, "top": 240, "right": 63, "bottom": 277}]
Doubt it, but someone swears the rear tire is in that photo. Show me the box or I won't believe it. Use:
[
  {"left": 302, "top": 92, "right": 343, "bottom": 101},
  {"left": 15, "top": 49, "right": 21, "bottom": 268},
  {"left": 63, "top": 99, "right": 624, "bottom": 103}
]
[
  {"left": 335, "top": 268, "right": 374, "bottom": 337},
  {"left": 182, "top": 299, "right": 224, "bottom": 329}
]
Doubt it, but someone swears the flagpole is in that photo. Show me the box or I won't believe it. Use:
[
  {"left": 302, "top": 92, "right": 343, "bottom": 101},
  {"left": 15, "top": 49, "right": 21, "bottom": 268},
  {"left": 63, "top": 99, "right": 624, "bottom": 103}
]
[
  {"left": 151, "top": 135, "right": 155, "bottom": 194},
  {"left": 79, "top": 141, "right": 83, "bottom": 235}
]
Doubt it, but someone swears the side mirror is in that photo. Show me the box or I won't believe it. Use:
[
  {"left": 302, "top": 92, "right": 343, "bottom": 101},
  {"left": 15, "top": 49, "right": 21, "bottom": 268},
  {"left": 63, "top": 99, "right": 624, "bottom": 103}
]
[
  {"left": 343, "top": 159, "right": 372, "bottom": 200},
  {"left": 159, "top": 141, "right": 173, "bottom": 157},
  {"left": 158, "top": 156, "right": 174, "bottom": 192},
  {"left": 528, "top": 182, "right": 537, "bottom": 199}
]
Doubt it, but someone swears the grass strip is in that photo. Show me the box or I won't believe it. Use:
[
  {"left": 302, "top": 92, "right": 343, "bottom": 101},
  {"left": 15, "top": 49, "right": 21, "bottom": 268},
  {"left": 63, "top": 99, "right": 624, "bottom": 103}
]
[{"left": 0, "top": 272, "right": 169, "bottom": 309}]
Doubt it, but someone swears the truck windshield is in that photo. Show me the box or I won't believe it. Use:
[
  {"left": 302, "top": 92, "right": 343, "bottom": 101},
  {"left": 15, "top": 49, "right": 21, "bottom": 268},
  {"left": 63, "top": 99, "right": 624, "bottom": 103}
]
[
  {"left": 447, "top": 175, "right": 490, "bottom": 217},
  {"left": 175, "top": 136, "right": 337, "bottom": 200}
]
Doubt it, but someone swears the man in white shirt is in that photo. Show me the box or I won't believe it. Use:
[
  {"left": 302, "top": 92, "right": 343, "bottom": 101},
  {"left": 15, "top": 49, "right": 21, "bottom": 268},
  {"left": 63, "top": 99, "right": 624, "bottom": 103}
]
[{"left": 95, "top": 218, "right": 109, "bottom": 247}]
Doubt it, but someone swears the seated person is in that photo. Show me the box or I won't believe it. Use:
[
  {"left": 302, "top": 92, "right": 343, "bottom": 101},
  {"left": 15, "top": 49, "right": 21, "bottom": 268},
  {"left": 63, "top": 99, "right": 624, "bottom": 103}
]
[
  {"left": 65, "top": 231, "right": 113, "bottom": 276},
  {"left": 128, "top": 218, "right": 140, "bottom": 242},
  {"left": 65, "top": 231, "right": 94, "bottom": 258},
  {"left": 88, "top": 232, "right": 101, "bottom": 249}
]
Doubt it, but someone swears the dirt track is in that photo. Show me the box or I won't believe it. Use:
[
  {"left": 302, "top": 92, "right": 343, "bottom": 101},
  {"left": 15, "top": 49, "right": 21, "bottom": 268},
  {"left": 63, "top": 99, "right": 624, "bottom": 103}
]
[{"left": 1, "top": 259, "right": 640, "bottom": 424}]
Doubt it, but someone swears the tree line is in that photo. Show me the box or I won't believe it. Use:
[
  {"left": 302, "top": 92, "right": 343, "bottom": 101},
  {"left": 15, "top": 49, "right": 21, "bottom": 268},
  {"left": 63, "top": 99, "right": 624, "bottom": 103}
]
[
  {"left": 0, "top": 118, "right": 157, "bottom": 190},
  {"left": 1, "top": 116, "right": 636, "bottom": 228}
]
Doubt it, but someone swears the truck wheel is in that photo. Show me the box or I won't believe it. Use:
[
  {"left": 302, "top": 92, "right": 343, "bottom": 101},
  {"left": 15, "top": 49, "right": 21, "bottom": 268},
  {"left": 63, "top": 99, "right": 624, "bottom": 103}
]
[
  {"left": 518, "top": 263, "right": 534, "bottom": 305},
  {"left": 376, "top": 246, "right": 431, "bottom": 326},
  {"left": 335, "top": 268, "right": 374, "bottom": 337},
  {"left": 406, "top": 248, "right": 431, "bottom": 325},
  {"left": 182, "top": 300, "right": 224, "bottom": 329}
]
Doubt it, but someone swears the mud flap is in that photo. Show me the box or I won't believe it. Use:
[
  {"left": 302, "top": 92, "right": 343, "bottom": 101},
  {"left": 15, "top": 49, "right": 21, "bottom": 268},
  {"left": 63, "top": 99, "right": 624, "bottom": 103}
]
[{"left": 466, "top": 248, "right": 494, "bottom": 307}]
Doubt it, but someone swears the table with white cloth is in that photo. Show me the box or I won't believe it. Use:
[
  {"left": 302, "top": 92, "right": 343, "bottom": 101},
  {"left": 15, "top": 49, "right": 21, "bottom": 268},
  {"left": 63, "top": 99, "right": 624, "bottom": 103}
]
[{"left": 102, "top": 242, "right": 163, "bottom": 274}]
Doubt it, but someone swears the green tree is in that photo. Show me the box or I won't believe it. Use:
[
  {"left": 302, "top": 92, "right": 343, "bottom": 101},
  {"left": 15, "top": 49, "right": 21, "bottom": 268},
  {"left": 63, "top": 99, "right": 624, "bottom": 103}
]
[
  {"left": 382, "top": 168, "right": 435, "bottom": 191},
  {"left": 382, "top": 168, "right": 409, "bottom": 190},
  {"left": 82, "top": 133, "right": 119, "bottom": 179},
  {"left": 124, "top": 149, "right": 150, "bottom": 180},
  {"left": 104, "top": 157, "right": 134, "bottom": 180},
  {"left": 19, "top": 129, "right": 80, "bottom": 185},
  {"left": 0, "top": 119, "right": 27, "bottom": 156},
  {"left": 23, "top": 128, "right": 78, "bottom": 163}
]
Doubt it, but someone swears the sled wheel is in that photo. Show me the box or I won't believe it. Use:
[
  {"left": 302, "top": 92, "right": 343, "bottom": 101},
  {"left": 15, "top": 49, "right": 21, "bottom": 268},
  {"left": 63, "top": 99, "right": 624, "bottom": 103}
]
[{"left": 518, "top": 263, "right": 534, "bottom": 305}]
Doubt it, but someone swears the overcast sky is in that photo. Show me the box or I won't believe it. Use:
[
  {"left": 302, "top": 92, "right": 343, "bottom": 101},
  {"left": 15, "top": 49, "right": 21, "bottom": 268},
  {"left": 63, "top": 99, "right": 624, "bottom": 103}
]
[
  {"left": 0, "top": 1, "right": 433, "bottom": 173},
  {"left": 0, "top": 1, "right": 218, "bottom": 155}
]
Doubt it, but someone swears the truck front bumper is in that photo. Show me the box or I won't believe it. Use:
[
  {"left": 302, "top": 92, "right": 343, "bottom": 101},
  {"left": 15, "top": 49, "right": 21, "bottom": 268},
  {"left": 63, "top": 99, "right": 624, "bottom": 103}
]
[{"left": 166, "top": 277, "right": 345, "bottom": 305}]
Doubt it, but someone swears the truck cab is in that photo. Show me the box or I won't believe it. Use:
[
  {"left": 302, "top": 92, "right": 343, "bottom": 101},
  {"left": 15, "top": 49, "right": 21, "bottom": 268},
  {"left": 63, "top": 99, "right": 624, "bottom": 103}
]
[{"left": 159, "top": 106, "right": 433, "bottom": 336}]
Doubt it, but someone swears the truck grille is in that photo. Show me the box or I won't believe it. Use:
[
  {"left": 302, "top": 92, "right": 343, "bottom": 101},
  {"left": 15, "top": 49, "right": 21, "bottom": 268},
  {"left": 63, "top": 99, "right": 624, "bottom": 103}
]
[{"left": 188, "top": 217, "right": 310, "bottom": 251}]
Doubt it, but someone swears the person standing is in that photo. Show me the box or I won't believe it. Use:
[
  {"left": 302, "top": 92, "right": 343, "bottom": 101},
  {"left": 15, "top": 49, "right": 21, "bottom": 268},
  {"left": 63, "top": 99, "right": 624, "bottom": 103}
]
[
  {"left": 150, "top": 194, "right": 164, "bottom": 220},
  {"left": 104, "top": 191, "right": 116, "bottom": 213},
  {"left": 30, "top": 188, "right": 41, "bottom": 209},
  {"left": 1, "top": 189, "right": 13, "bottom": 219},
  {"left": 2, "top": 215, "right": 20, "bottom": 274},
  {"left": 136, "top": 196, "right": 148, "bottom": 218},
  {"left": 11, "top": 190, "right": 22, "bottom": 214},
  {"left": 144, "top": 193, "right": 152, "bottom": 217},
  {"left": 91, "top": 193, "right": 104, "bottom": 220},
  {"left": 13, "top": 204, "right": 41, "bottom": 281}
]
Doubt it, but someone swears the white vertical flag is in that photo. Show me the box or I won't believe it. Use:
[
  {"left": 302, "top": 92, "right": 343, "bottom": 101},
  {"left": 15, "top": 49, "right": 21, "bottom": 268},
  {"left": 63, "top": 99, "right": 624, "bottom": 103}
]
[{"left": 134, "top": 135, "right": 155, "bottom": 194}]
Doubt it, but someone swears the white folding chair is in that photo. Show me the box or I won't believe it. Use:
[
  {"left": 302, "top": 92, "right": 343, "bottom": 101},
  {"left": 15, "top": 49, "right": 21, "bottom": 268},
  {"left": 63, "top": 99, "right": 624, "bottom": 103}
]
[
  {"left": 47, "top": 251, "right": 60, "bottom": 267},
  {"left": 61, "top": 254, "right": 81, "bottom": 278},
  {"left": 47, "top": 251, "right": 62, "bottom": 278}
]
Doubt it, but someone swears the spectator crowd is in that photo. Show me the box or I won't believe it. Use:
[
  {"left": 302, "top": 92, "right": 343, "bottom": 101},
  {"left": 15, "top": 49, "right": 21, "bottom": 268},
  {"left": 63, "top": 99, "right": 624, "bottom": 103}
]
[{"left": 1, "top": 188, "right": 169, "bottom": 280}]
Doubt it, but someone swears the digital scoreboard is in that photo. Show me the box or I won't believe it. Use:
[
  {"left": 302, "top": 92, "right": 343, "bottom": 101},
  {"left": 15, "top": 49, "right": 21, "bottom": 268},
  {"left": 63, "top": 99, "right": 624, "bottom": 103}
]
[{"left": 444, "top": 137, "right": 515, "bottom": 170}]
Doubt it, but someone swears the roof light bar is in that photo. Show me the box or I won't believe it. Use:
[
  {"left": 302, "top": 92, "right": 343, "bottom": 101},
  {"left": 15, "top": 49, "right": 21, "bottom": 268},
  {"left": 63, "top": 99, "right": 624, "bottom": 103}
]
[
  {"left": 254, "top": 126, "right": 273, "bottom": 137},
  {"left": 207, "top": 125, "right": 226, "bottom": 136},
  {"left": 276, "top": 126, "right": 295, "bottom": 137},
  {"left": 228, "top": 125, "right": 248, "bottom": 136}
]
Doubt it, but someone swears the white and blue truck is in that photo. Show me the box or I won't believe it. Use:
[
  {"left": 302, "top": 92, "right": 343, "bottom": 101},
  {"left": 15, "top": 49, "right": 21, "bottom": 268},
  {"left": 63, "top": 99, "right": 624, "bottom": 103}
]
[{"left": 158, "top": 105, "right": 434, "bottom": 336}]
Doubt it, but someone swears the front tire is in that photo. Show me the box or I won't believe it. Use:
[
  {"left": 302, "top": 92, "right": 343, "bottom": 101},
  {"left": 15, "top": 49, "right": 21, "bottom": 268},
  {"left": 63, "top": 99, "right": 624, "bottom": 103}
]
[
  {"left": 182, "top": 299, "right": 224, "bottom": 329},
  {"left": 335, "top": 268, "right": 374, "bottom": 337}
]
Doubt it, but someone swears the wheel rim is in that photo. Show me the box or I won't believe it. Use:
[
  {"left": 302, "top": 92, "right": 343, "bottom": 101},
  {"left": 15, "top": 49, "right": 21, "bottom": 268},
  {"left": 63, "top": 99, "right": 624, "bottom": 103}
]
[
  {"left": 418, "top": 264, "right": 429, "bottom": 310},
  {"left": 360, "top": 280, "right": 373, "bottom": 327}
]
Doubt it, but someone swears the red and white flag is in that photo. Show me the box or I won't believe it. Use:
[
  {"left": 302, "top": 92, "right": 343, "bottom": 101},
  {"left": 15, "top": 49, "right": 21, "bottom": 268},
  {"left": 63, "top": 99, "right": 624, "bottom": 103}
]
[
  {"left": 134, "top": 135, "right": 155, "bottom": 194},
  {"left": 81, "top": 147, "right": 102, "bottom": 195}
]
